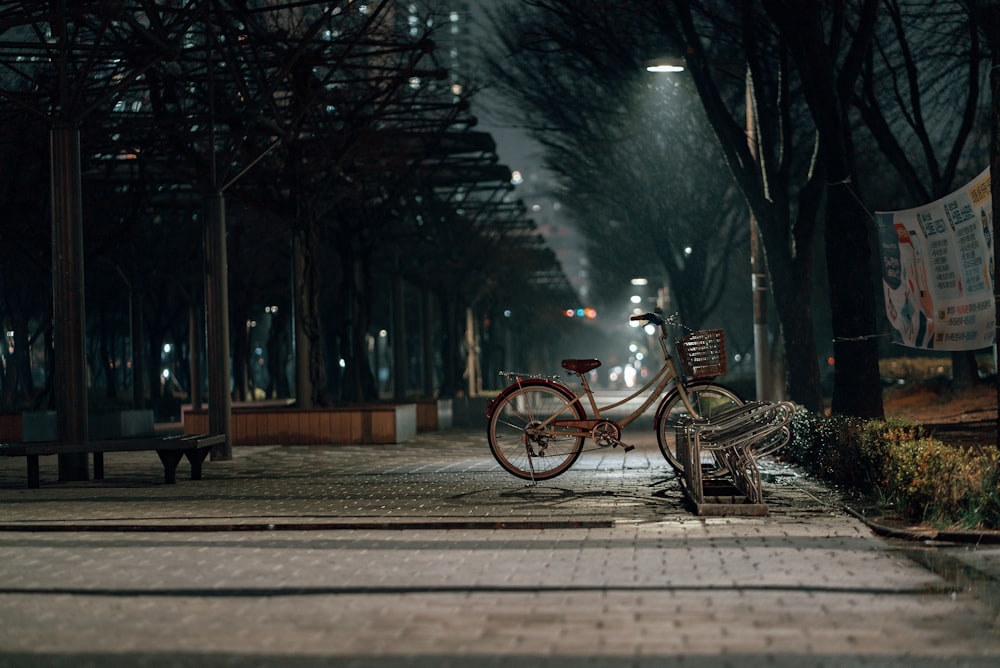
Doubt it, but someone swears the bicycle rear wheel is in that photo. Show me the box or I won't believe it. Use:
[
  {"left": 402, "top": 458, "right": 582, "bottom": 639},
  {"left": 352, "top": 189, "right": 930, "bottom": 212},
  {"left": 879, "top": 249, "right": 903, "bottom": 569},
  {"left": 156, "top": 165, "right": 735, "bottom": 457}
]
[
  {"left": 487, "top": 381, "right": 586, "bottom": 480},
  {"left": 655, "top": 381, "right": 743, "bottom": 475}
]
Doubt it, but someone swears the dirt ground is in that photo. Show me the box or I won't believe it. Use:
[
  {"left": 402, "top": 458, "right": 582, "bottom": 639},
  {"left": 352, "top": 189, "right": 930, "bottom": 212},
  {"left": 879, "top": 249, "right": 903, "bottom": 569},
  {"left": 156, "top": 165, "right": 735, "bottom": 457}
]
[{"left": 882, "top": 379, "right": 998, "bottom": 448}]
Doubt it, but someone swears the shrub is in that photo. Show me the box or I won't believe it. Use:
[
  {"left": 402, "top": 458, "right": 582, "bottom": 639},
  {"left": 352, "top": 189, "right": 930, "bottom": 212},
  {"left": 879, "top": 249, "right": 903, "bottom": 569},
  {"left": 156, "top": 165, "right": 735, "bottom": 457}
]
[
  {"left": 884, "top": 437, "right": 1000, "bottom": 527},
  {"left": 786, "top": 410, "right": 925, "bottom": 495},
  {"left": 786, "top": 408, "right": 1000, "bottom": 529}
]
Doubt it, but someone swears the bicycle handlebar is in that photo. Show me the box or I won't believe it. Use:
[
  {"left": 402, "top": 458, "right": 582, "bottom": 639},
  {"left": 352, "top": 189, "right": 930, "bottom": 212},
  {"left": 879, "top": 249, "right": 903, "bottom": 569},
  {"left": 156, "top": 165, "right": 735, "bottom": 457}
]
[{"left": 629, "top": 309, "right": 678, "bottom": 328}]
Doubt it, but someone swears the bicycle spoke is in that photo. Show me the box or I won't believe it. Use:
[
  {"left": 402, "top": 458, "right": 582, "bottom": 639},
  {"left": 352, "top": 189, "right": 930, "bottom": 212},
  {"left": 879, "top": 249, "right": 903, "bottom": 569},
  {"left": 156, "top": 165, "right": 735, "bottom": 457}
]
[
  {"left": 656, "top": 382, "right": 743, "bottom": 476},
  {"left": 487, "top": 382, "right": 585, "bottom": 480}
]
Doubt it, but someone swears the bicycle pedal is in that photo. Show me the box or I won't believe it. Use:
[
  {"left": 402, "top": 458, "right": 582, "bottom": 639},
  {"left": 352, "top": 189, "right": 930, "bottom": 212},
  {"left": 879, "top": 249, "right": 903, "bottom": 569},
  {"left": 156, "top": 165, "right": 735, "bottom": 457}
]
[{"left": 621, "top": 444, "right": 635, "bottom": 452}]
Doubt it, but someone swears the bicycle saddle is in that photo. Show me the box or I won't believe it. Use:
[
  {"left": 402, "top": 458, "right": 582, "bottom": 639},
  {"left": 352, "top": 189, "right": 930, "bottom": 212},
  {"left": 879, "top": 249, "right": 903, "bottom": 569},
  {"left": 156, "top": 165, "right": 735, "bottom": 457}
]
[{"left": 561, "top": 359, "right": 602, "bottom": 373}]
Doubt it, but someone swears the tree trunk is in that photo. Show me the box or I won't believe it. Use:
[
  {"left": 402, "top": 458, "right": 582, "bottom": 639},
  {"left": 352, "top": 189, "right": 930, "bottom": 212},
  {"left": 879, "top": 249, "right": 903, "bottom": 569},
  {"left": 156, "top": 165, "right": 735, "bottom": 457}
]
[
  {"left": 439, "top": 296, "right": 463, "bottom": 397},
  {"left": 951, "top": 350, "right": 980, "bottom": 389},
  {"left": 761, "top": 0, "right": 884, "bottom": 418},
  {"left": 751, "top": 177, "right": 823, "bottom": 411},
  {"left": 130, "top": 290, "right": 145, "bottom": 409},
  {"left": 231, "top": 302, "right": 250, "bottom": 403},
  {"left": 146, "top": 329, "right": 164, "bottom": 415},
  {"left": 422, "top": 290, "right": 436, "bottom": 397},
  {"left": 188, "top": 302, "right": 202, "bottom": 409},
  {"left": 265, "top": 305, "right": 291, "bottom": 399},
  {"left": 2, "top": 312, "right": 37, "bottom": 410},
  {"left": 826, "top": 183, "right": 884, "bottom": 418},
  {"left": 292, "top": 220, "right": 325, "bottom": 407},
  {"left": 99, "top": 307, "right": 117, "bottom": 401},
  {"left": 392, "top": 269, "right": 407, "bottom": 401},
  {"left": 338, "top": 249, "right": 378, "bottom": 403},
  {"left": 973, "top": 0, "right": 1000, "bottom": 450},
  {"left": 765, "top": 244, "right": 823, "bottom": 412}
]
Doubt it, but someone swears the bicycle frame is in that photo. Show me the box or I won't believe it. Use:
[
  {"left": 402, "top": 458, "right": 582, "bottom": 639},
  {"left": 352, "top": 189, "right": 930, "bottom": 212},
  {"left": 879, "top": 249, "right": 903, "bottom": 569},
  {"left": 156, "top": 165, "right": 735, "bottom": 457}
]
[
  {"left": 508, "top": 319, "right": 700, "bottom": 439},
  {"left": 486, "top": 309, "right": 747, "bottom": 482}
]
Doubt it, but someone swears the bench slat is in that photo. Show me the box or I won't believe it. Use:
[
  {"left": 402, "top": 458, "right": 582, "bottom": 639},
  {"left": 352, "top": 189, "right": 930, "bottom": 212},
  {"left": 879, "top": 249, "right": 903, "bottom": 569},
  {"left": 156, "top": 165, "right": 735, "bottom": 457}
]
[{"left": 0, "top": 434, "right": 226, "bottom": 488}]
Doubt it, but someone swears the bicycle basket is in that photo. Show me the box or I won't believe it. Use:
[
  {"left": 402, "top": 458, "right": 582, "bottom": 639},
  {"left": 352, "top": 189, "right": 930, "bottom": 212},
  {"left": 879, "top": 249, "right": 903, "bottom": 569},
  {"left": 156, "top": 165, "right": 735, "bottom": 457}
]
[{"left": 676, "top": 329, "right": 727, "bottom": 379}]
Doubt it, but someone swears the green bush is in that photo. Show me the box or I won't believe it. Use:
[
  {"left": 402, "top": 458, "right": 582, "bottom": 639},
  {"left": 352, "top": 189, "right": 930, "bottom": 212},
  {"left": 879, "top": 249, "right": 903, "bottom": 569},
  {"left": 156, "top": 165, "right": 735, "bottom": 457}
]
[
  {"left": 786, "top": 411, "right": 925, "bottom": 494},
  {"left": 884, "top": 437, "right": 1000, "bottom": 527},
  {"left": 786, "top": 409, "right": 1000, "bottom": 529}
]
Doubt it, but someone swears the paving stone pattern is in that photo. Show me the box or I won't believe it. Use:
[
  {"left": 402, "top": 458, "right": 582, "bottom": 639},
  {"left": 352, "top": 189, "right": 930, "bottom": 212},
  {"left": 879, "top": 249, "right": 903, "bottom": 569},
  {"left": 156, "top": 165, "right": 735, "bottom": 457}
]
[{"left": 0, "top": 428, "right": 998, "bottom": 667}]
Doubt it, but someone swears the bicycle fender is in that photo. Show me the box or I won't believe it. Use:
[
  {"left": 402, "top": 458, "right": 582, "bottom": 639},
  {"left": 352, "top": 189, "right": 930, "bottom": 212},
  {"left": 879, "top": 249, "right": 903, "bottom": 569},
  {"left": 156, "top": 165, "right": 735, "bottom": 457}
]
[{"left": 484, "top": 377, "right": 579, "bottom": 422}]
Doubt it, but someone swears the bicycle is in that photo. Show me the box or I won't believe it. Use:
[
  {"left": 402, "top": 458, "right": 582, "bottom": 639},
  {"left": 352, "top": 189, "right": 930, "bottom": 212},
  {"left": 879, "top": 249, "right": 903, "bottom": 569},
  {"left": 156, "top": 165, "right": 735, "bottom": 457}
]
[{"left": 486, "top": 309, "right": 744, "bottom": 481}]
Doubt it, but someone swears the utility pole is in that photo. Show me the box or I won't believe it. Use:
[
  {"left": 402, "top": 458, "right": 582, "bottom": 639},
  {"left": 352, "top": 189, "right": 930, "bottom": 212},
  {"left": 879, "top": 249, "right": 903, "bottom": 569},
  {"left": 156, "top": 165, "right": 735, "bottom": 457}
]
[{"left": 747, "top": 68, "right": 771, "bottom": 401}]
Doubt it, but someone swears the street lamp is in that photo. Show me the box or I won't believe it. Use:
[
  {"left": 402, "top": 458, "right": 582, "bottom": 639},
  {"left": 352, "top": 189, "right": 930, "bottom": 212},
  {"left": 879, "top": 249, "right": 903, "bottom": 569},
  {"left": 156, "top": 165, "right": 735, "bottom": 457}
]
[
  {"left": 647, "top": 57, "right": 772, "bottom": 401},
  {"left": 645, "top": 57, "right": 685, "bottom": 73}
]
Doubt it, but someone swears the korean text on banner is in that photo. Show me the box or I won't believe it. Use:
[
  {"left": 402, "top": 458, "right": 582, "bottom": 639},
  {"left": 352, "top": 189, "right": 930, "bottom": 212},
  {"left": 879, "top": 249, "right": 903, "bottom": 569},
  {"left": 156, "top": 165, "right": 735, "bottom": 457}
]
[{"left": 874, "top": 166, "right": 995, "bottom": 351}]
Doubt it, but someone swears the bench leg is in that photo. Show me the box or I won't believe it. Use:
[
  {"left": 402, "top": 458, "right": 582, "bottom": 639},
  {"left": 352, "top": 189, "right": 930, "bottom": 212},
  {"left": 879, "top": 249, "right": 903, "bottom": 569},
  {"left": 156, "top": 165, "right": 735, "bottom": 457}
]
[
  {"left": 155, "top": 451, "right": 184, "bottom": 484},
  {"left": 27, "top": 455, "right": 40, "bottom": 489},
  {"left": 184, "top": 447, "right": 212, "bottom": 480},
  {"left": 93, "top": 452, "right": 105, "bottom": 480}
]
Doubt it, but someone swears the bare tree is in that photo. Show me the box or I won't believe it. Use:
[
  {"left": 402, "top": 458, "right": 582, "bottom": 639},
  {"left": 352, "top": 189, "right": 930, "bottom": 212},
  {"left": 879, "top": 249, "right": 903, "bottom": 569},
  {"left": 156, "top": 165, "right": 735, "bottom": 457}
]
[
  {"left": 482, "top": 0, "right": 829, "bottom": 411},
  {"left": 482, "top": 2, "right": 749, "bottom": 330},
  {"left": 855, "top": 0, "right": 991, "bottom": 389},
  {"left": 746, "top": 0, "right": 884, "bottom": 417}
]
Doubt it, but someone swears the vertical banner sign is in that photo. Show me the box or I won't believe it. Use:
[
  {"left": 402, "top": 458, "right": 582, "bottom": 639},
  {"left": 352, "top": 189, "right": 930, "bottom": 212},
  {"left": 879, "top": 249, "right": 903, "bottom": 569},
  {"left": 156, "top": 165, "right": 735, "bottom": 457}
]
[{"left": 875, "top": 167, "right": 995, "bottom": 350}]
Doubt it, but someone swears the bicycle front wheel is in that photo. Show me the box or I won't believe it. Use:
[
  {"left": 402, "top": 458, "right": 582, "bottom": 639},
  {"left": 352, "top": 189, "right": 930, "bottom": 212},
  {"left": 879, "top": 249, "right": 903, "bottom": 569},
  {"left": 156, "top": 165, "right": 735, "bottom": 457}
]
[
  {"left": 487, "top": 381, "right": 586, "bottom": 481},
  {"left": 655, "top": 381, "right": 743, "bottom": 475}
]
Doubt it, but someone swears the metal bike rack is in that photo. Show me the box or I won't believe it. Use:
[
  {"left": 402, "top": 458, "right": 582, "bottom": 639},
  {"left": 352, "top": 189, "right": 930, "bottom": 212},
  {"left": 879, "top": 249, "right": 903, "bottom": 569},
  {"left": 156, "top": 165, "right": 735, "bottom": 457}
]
[{"left": 675, "top": 401, "right": 796, "bottom": 516}]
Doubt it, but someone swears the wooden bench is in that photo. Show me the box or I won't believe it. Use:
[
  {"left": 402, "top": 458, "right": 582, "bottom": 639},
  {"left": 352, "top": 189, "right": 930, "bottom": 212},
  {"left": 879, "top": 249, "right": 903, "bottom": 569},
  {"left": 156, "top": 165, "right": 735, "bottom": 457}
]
[{"left": 0, "top": 433, "right": 226, "bottom": 488}]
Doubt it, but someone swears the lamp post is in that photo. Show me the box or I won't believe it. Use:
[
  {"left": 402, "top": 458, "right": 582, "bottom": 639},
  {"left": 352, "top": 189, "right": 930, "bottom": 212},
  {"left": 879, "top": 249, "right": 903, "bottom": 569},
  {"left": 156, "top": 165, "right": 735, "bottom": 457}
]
[{"left": 646, "top": 58, "right": 771, "bottom": 400}]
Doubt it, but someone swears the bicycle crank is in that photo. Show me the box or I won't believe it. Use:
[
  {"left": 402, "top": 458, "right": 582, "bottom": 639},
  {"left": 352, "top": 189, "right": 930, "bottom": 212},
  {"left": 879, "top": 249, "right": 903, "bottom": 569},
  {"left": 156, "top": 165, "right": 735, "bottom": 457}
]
[{"left": 591, "top": 420, "right": 634, "bottom": 452}]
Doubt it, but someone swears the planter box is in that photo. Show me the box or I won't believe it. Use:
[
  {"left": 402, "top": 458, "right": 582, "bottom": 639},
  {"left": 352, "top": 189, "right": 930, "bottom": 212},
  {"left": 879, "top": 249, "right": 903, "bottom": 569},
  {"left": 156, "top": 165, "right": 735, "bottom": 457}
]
[
  {"left": 416, "top": 398, "right": 453, "bottom": 432},
  {"left": 0, "top": 413, "right": 22, "bottom": 441},
  {"left": 182, "top": 404, "right": 418, "bottom": 445},
  {"left": 0, "top": 409, "right": 155, "bottom": 442},
  {"left": 23, "top": 411, "right": 57, "bottom": 442},
  {"left": 90, "top": 410, "right": 156, "bottom": 439}
]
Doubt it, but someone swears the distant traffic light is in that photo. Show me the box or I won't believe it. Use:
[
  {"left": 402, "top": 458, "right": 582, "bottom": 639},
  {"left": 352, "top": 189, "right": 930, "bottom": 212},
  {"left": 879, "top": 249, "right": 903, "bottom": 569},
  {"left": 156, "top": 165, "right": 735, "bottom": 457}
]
[{"left": 563, "top": 307, "right": 597, "bottom": 319}]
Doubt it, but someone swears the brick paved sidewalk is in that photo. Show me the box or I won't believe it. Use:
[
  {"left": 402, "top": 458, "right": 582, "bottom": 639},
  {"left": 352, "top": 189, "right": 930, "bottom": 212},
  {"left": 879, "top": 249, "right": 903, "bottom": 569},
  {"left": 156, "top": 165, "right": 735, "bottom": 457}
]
[
  {"left": 1, "top": 428, "right": 999, "bottom": 666},
  {"left": 0, "top": 427, "right": 837, "bottom": 527}
]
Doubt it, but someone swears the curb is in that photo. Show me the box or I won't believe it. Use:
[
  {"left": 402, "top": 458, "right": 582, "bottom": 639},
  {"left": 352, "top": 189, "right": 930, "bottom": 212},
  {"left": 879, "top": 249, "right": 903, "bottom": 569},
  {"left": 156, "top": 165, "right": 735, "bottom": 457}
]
[
  {"left": 845, "top": 504, "right": 1000, "bottom": 545},
  {"left": 0, "top": 519, "right": 616, "bottom": 533}
]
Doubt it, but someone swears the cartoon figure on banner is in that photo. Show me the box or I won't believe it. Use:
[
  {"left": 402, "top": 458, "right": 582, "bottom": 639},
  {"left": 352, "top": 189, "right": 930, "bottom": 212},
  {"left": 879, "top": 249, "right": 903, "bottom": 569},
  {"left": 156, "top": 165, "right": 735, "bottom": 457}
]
[{"left": 880, "top": 222, "right": 935, "bottom": 348}]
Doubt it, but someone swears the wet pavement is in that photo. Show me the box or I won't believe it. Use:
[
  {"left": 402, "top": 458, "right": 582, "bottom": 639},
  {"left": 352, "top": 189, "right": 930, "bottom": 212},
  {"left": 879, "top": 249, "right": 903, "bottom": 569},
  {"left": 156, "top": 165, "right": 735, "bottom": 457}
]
[{"left": 0, "top": 427, "right": 998, "bottom": 666}]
